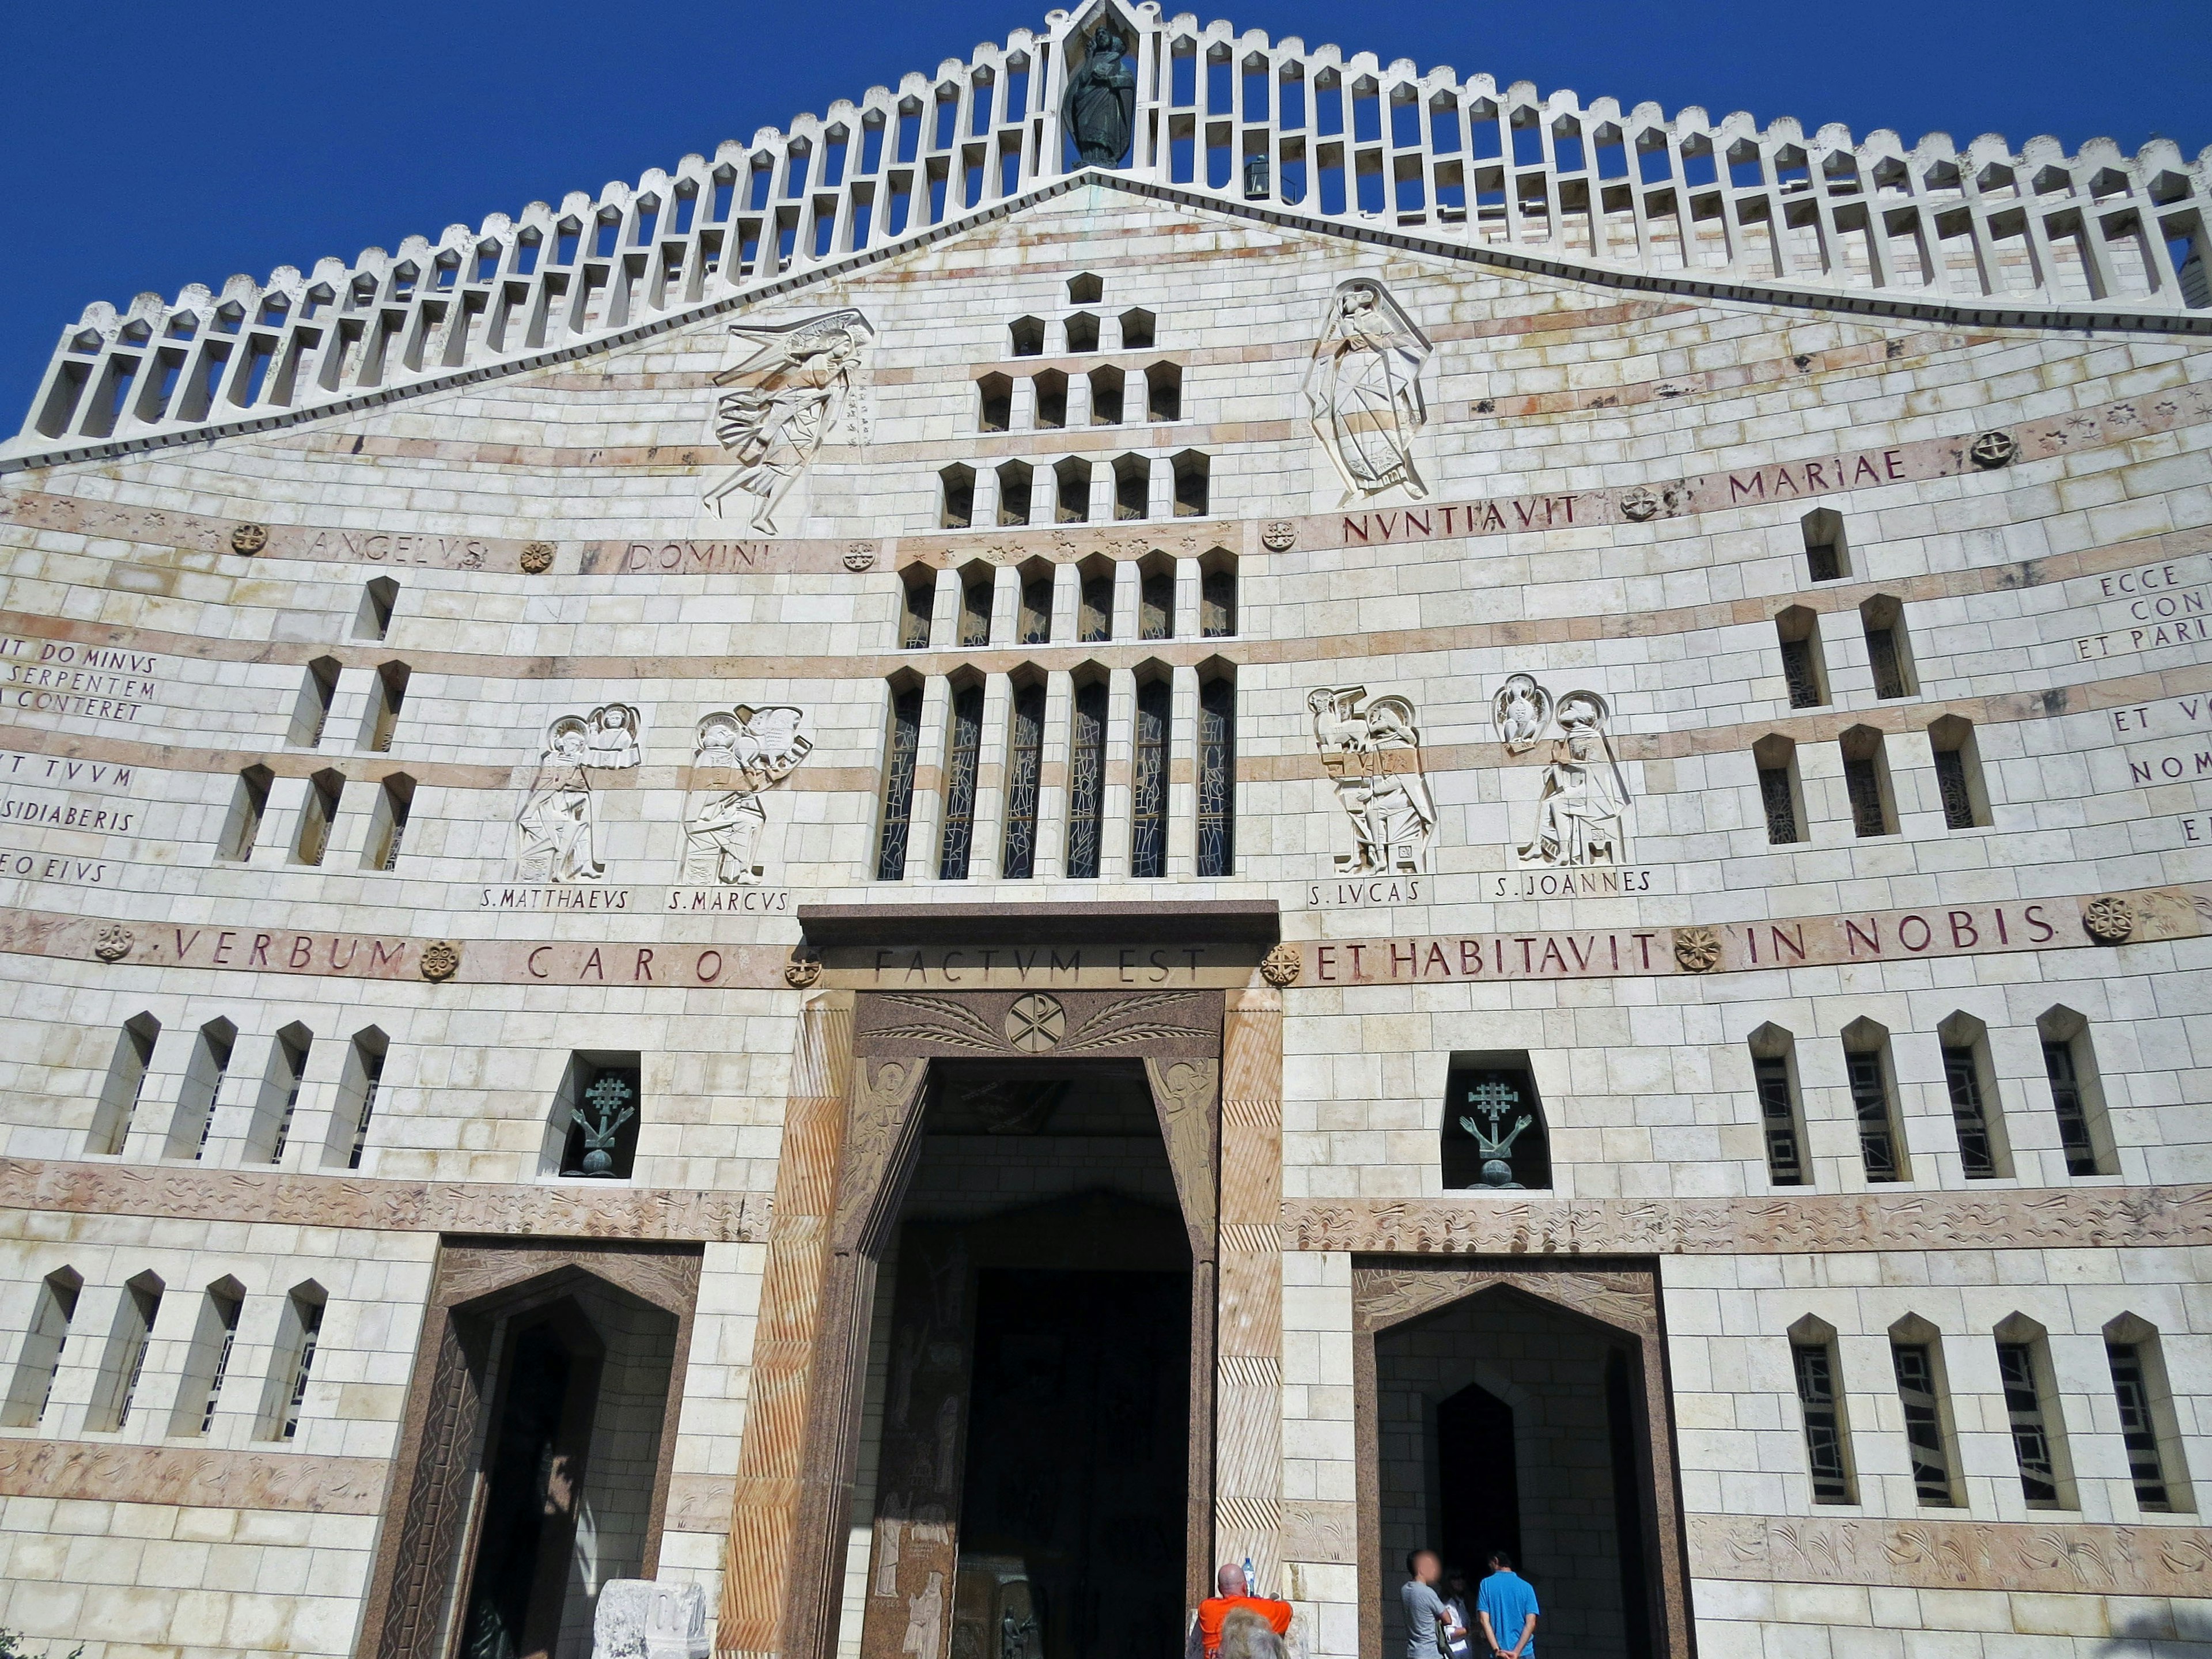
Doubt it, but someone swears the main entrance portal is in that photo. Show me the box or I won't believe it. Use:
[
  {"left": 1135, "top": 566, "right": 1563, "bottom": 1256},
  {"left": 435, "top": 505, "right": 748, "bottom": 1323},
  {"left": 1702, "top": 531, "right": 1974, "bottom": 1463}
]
[{"left": 856, "top": 1065, "right": 1194, "bottom": 1659}]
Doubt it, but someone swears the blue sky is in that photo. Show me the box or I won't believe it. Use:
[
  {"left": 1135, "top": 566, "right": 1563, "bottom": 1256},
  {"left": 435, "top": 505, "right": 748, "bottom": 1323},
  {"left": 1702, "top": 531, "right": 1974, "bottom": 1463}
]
[{"left": 1, "top": 0, "right": 2203, "bottom": 426}]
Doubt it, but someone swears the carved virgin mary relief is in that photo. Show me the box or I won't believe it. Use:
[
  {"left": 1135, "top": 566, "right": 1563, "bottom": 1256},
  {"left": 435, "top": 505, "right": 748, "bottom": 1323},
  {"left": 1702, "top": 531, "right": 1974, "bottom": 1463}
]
[
  {"left": 1304, "top": 279, "right": 1433, "bottom": 503},
  {"left": 513, "top": 704, "right": 641, "bottom": 882},
  {"left": 703, "top": 308, "right": 875, "bottom": 531},
  {"left": 680, "top": 705, "right": 812, "bottom": 884}
]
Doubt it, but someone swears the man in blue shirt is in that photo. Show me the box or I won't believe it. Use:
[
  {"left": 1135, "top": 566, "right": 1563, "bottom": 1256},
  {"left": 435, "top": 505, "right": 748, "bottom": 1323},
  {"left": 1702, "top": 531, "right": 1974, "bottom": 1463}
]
[{"left": 1474, "top": 1551, "right": 1539, "bottom": 1659}]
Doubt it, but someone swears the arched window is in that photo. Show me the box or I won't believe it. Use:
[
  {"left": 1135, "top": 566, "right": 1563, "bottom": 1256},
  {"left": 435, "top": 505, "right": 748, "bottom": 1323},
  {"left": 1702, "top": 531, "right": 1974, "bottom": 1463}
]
[
  {"left": 876, "top": 679, "right": 924, "bottom": 880},
  {"left": 218, "top": 764, "right": 272, "bottom": 861},
  {"left": 289, "top": 657, "right": 339, "bottom": 748},
  {"left": 899, "top": 570, "right": 935, "bottom": 650},
  {"left": 939, "top": 464, "right": 975, "bottom": 528},
  {"left": 1055, "top": 456, "right": 1092, "bottom": 522},
  {"left": 294, "top": 768, "right": 345, "bottom": 865},
  {"left": 326, "top": 1027, "right": 388, "bottom": 1170},
  {"left": 1199, "top": 551, "right": 1237, "bottom": 638},
  {"left": 360, "top": 660, "right": 410, "bottom": 752},
  {"left": 1114, "top": 453, "right": 1151, "bottom": 520},
  {"left": 938, "top": 678, "right": 986, "bottom": 880},
  {"left": 1196, "top": 671, "right": 1235, "bottom": 877},
  {"left": 1138, "top": 556, "right": 1175, "bottom": 638},
  {"left": 260, "top": 1281, "right": 326, "bottom": 1441},
  {"left": 1065, "top": 674, "right": 1108, "bottom": 878},
  {"left": 354, "top": 577, "right": 398, "bottom": 640},
  {"left": 1441, "top": 1056, "right": 1550, "bottom": 1190},
  {"left": 1130, "top": 676, "right": 1171, "bottom": 878},
  {"left": 365, "top": 774, "right": 413, "bottom": 870},
  {"left": 957, "top": 563, "right": 995, "bottom": 646},
  {"left": 1839, "top": 726, "right": 1895, "bottom": 837},
  {"left": 1002, "top": 676, "right": 1047, "bottom": 880},
  {"left": 1076, "top": 557, "right": 1114, "bottom": 642},
  {"left": 995, "top": 460, "right": 1033, "bottom": 526},
  {"left": 1089, "top": 363, "right": 1125, "bottom": 424},
  {"left": 1928, "top": 715, "right": 1988, "bottom": 828},
  {"left": 1859, "top": 595, "right": 1916, "bottom": 698},
  {"left": 1016, "top": 560, "right": 1054, "bottom": 644}
]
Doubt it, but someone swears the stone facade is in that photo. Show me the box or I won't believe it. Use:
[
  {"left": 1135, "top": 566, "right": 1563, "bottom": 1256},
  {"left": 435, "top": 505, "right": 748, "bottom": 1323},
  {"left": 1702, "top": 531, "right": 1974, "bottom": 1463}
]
[{"left": 0, "top": 6, "right": 2207, "bottom": 1658}]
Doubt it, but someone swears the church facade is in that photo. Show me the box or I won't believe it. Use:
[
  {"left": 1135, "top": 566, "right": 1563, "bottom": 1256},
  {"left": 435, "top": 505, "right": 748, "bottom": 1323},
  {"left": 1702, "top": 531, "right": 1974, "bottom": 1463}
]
[{"left": 0, "top": 6, "right": 2208, "bottom": 1657}]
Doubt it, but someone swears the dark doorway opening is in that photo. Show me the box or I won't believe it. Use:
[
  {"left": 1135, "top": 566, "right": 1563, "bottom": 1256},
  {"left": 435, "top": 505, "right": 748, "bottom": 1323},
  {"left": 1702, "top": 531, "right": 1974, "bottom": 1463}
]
[
  {"left": 1377, "top": 1288, "right": 1664, "bottom": 1659},
  {"left": 1437, "top": 1380, "right": 1520, "bottom": 1581},
  {"left": 960, "top": 1267, "right": 1190, "bottom": 1659}
]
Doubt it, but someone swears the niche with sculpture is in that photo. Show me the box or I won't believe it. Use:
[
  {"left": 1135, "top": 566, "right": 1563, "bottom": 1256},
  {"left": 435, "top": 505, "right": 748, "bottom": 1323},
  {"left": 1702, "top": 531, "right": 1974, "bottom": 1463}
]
[{"left": 1440, "top": 1058, "right": 1551, "bottom": 1190}]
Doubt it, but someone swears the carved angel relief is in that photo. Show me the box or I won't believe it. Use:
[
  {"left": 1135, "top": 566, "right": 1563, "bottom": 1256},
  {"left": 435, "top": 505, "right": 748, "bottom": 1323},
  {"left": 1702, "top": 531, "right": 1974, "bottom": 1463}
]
[
  {"left": 703, "top": 309, "right": 874, "bottom": 532},
  {"left": 514, "top": 704, "right": 641, "bottom": 882},
  {"left": 681, "top": 705, "right": 812, "bottom": 884},
  {"left": 1310, "top": 686, "right": 1437, "bottom": 874}
]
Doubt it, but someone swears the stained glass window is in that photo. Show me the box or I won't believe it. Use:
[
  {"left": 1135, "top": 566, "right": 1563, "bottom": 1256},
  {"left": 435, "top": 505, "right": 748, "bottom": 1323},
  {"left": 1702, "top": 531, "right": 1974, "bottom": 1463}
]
[
  {"left": 1197, "top": 677, "right": 1234, "bottom": 877},
  {"left": 876, "top": 685, "right": 922, "bottom": 880},
  {"left": 1065, "top": 680, "right": 1107, "bottom": 878},
  {"left": 938, "top": 683, "right": 984, "bottom": 879},
  {"left": 1130, "top": 678, "right": 1170, "bottom": 877},
  {"left": 1002, "top": 681, "right": 1046, "bottom": 878}
]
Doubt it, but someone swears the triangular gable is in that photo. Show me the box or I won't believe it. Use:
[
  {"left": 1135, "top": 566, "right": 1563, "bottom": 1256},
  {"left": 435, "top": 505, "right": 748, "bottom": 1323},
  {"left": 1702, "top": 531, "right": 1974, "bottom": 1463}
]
[{"left": 10, "top": 2, "right": 2208, "bottom": 471}]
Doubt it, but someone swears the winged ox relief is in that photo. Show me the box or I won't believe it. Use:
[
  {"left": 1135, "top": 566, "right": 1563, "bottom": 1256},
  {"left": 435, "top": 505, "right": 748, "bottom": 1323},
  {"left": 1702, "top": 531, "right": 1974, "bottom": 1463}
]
[
  {"left": 1309, "top": 685, "right": 1438, "bottom": 874},
  {"left": 703, "top": 309, "right": 874, "bottom": 532}
]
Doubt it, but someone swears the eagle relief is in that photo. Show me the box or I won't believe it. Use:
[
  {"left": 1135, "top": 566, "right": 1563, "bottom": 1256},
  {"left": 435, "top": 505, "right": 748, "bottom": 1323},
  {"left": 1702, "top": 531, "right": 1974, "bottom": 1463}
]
[{"left": 1488, "top": 678, "right": 1657, "bottom": 900}]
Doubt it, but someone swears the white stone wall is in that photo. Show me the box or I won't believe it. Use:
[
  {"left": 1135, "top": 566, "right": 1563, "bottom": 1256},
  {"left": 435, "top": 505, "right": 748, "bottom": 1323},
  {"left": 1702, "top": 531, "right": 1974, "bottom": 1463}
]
[{"left": 0, "top": 177, "right": 2200, "bottom": 1659}]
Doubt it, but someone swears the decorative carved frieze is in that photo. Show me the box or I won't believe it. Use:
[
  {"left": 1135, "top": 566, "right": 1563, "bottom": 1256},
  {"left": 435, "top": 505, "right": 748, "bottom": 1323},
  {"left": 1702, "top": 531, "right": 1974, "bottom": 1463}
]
[
  {"left": 1284, "top": 1187, "right": 2212, "bottom": 1256},
  {"left": 0, "top": 1156, "right": 769, "bottom": 1242},
  {"left": 0, "top": 1437, "right": 387, "bottom": 1514},
  {"left": 1689, "top": 1512, "right": 2212, "bottom": 1600},
  {"left": 854, "top": 988, "right": 1220, "bottom": 1060}
]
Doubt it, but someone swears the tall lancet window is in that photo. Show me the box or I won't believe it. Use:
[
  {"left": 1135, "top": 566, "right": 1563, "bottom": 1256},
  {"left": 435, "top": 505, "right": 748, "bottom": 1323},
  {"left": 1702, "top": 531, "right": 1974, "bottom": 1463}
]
[
  {"left": 1196, "top": 674, "right": 1234, "bottom": 877},
  {"left": 1002, "top": 680, "right": 1046, "bottom": 878},
  {"left": 877, "top": 683, "right": 923, "bottom": 881},
  {"left": 1131, "top": 677, "right": 1171, "bottom": 878},
  {"left": 938, "top": 682, "right": 985, "bottom": 880},
  {"left": 1066, "top": 679, "right": 1108, "bottom": 878}
]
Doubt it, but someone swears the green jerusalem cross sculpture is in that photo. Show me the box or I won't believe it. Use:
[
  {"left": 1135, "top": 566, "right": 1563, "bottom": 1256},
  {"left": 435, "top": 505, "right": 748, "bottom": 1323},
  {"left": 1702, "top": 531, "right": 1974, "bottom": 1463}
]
[
  {"left": 1460, "top": 1078, "right": 1532, "bottom": 1188},
  {"left": 572, "top": 1074, "right": 637, "bottom": 1176}
]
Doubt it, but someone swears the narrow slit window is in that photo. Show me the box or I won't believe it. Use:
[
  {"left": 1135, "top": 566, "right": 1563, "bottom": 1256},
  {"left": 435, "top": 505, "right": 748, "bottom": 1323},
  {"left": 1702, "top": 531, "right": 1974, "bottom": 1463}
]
[
  {"left": 289, "top": 658, "right": 340, "bottom": 748},
  {"left": 1017, "top": 570, "right": 1053, "bottom": 645},
  {"left": 327, "top": 1030, "right": 387, "bottom": 1171},
  {"left": 1197, "top": 676, "right": 1234, "bottom": 878},
  {"left": 1753, "top": 736, "right": 1802, "bottom": 845},
  {"left": 1891, "top": 1338, "right": 1960, "bottom": 1505},
  {"left": 1066, "top": 679, "right": 1108, "bottom": 879},
  {"left": 1941, "top": 1039, "right": 2001, "bottom": 1178},
  {"left": 265, "top": 1289, "right": 324, "bottom": 1442},
  {"left": 1843, "top": 1031, "right": 1903, "bottom": 1182},
  {"left": 1078, "top": 567, "right": 1113, "bottom": 642},
  {"left": 959, "top": 573, "right": 994, "bottom": 646},
  {"left": 365, "top": 774, "right": 413, "bottom": 870},
  {"left": 1752, "top": 1047, "right": 1807, "bottom": 1185},
  {"left": 255, "top": 1025, "right": 313, "bottom": 1165},
  {"left": 219, "top": 764, "right": 272, "bottom": 861},
  {"left": 294, "top": 770, "right": 344, "bottom": 865},
  {"left": 1930, "top": 716, "right": 1988, "bottom": 829},
  {"left": 1996, "top": 1338, "right": 2065, "bottom": 1506},
  {"left": 1002, "top": 680, "right": 1046, "bottom": 879},
  {"left": 1791, "top": 1336, "right": 1854, "bottom": 1502},
  {"left": 93, "top": 1276, "right": 164, "bottom": 1432},
  {"left": 938, "top": 683, "right": 984, "bottom": 880},
  {"left": 2104, "top": 1328, "right": 2191, "bottom": 1513},
  {"left": 354, "top": 577, "right": 399, "bottom": 641},
  {"left": 171, "top": 1282, "right": 243, "bottom": 1437},
  {"left": 1130, "top": 678, "right": 1171, "bottom": 878},
  {"left": 1802, "top": 507, "right": 1848, "bottom": 581},
  {"left": 1776, "top": 607, "right": 1827, "bottom": 707},
  {"left": 1861, "top": 596, "right": 1916, "bottom": 698},
  {"left": 1139, "top": 565, "right": 1175, "bottom": 639},
  {"left": 1841, "top": 728, "right": 1893, "bottom": 836},
  {"left": 1200, "top": 561, "right": 1236, "bottom": 637},
  {"left": 172, "top": 1019, "right": 237, "bottom": 1161},
  {"left": 2041, "top": 1031, "right": 2107, "bottom": 1176},
  {"left": 361, "top": 661, "right": 410, "bottom": 751},
  {"left": 90, "top": 1013, "right": 160, "bottom": 1156},
  {"left": 4, "top": 1271, "right": 81, "bottom": 1427},
  {"left": 877, "top": 684, "right": 923, "bottom": 881}
]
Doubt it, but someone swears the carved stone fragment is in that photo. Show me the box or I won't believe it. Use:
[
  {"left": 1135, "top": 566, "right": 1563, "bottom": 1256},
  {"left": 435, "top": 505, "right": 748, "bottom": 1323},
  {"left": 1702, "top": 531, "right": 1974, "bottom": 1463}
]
[
  {"left": 229, "top": 521, "right": 268, "bottom": 554},
  {"left": 418, "top": 939, "right": 460, "bottom": 982},
  {"left": 1968, "top": 430, "right": 2019, "bottom": 468},
  {"left": 1618, "top": 488, "right": 1659, "bottom": 521},
  {"left": 2083, "top": 895, "right": 2135, "bottom": 943},
  {"left": 1261, "top": 520, "right": 1297, "bottom": 551},
  {"left": 1259, "top": 944, "right": 1301, "bottom": 987},
  {"left": 785, "top": 955, "right": 823, "bottom": 988},
  {"left": 92, "top": 923, "right": 133, "bottom": 963},
  {"left": 844, "top": 543, "right": 877, "bottom": 571},
  {"left": 518, "top": 540, "right": 556, "bottom": 573},
  {"left": 1672, "top": 926, "right": 1721, "bottom": 973}
]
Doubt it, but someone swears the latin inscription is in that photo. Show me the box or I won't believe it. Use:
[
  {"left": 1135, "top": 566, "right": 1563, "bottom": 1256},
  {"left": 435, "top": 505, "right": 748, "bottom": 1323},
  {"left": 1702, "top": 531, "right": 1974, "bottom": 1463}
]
[
  {"left": 2109, "top": 694, "right": 2212, "bottom": 741},
  {"left": 859, "top": 946, "right": 1214, "bottom": 986},
  {"left": 147, "top": 926, "right": 416, "bottom": 977},
  {"left": 585, "top": 541, "right": 778, "bottom": 575},
  {"left": 665, "top": 886, "right": 793, "bottom": 913},
  {"left": 0, "top": 850, "right": 111, "bottom": 885},
  {"left": 302, "top": 529, "right": 491, "bottom": 569},
  {"left": 481, "top": 885, "right": 638, "bottom": 911},
  {"left": 0, "top": 638, "right": 162, "bottom": 724},
  {"left": 1487, "top": 868, "right": 1657, "bottom": 900},
  {"left": 1306, "top": 877, "right": 1424, "bottom": 908},
  {"left": 2070, "top": 555, "right": 2212, "bottom": 661}
]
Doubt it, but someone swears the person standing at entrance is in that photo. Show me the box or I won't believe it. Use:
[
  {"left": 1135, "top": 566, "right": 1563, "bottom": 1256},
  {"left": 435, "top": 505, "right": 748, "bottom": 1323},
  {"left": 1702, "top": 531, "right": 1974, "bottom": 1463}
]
[
  {"left": 1401, "top": 1550, "right": 1451, "bottom": 1659},
  {"left": 1188, "top": 1562, "right": 1294, "bottom": 1659},
  {"left": 1475, "top": 1551, "right": 1539, "bottom": 1659}
]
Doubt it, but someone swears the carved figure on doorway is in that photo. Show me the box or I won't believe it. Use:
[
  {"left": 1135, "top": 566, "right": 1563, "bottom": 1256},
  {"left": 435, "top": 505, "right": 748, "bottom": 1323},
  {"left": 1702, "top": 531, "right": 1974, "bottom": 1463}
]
[
  {"left": 704, "top": 309, "right": 874, "bottom": 532},
  {"left": 1061, "top": 25, "right": 1137, "bottom": 166},
  {"left": 1517, "top": 689, "right": 1632, "bottom": 868},
  {"left": 681, "top": 705, "right": 812, "bottom": 883},
  {"left": 1309, "top": 685, "right": 1437, "bottom": 874},
  {"left": 514, "top": 714, "right": 603, "bottom": 882},
  {"left": 903, "top": 1571, "right": 945, "bottom": 1659},
  {"left": 1304, "top": 279, "right": 1433, "bottom": 502}
]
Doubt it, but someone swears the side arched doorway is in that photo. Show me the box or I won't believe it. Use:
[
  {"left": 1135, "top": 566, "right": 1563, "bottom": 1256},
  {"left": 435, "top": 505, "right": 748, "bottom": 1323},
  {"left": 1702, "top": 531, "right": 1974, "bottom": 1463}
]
[{"left": 1354, "top": 1262, "right": 1693, "bottom": 1659}]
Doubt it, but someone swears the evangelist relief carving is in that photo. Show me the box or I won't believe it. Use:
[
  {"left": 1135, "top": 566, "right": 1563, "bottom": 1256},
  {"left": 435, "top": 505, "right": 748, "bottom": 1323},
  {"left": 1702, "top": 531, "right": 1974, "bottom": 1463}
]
[
  {"left": 704, "top": 309, "right": 874, "bottom": 531},
  {"left": 1310, "top": 687, "right": 1437, "bottom": 874},
  {"left": 1493, "top": 680, "right": 1633, "bottom": 868},
  {"left": 514, "top": 704, "right": 640, "bottom": 882},
  {"left": 681, "top": 704, "right": 812, "bottom": 884},
  {"left": 1304, "top": 279, "right": 1432, "bottom": 502}
]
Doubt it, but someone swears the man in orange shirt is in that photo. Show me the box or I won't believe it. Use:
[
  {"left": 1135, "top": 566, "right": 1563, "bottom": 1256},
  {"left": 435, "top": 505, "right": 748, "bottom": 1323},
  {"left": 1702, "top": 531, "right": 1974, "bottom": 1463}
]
[{"left": 1188, "top": 1562, "right": 1296, "bottom": 1659}]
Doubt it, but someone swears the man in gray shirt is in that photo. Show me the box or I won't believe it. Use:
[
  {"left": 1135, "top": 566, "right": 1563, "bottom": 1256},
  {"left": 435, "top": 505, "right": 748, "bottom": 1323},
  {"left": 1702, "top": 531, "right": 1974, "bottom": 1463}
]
[{"left": 1401, "top": 1549, "right": 1450, "bottom": 1659}]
